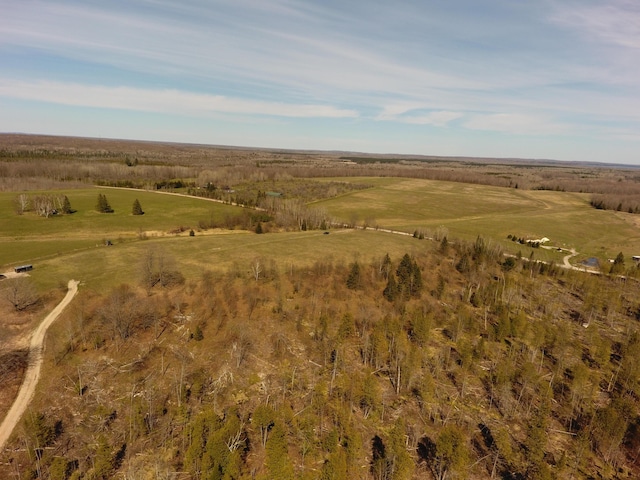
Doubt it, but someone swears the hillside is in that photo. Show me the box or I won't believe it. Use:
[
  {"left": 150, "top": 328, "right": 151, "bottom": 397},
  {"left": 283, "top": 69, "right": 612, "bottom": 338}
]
[
  {"left": 2, "top": 135, "right": 640, "bottom": 479},
  {"left": 2, "top": 235, "right": 640, "bottom": 479}
]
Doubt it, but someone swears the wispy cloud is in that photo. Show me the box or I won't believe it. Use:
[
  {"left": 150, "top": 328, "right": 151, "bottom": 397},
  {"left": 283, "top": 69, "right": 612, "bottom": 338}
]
[
  {"left": 376, "top": 105, "right": 464, "bottom": 127},
  {"left": 0, "top": 80, "right": 358, "bottom": 118},
  {"left": 463, "top": 113, "right": 568, "bottom": 136},
  {"left": 0, "top": 1, "right": 639, "bottom": 161},
  {"left": 550, "top": 0, "right": 640, "bottom": 50}
]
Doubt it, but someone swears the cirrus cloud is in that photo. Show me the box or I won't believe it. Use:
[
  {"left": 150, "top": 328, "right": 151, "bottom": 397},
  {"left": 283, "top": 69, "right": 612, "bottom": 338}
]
[{"left": 0, "top": 79, "right": 358, "bottom": 119}]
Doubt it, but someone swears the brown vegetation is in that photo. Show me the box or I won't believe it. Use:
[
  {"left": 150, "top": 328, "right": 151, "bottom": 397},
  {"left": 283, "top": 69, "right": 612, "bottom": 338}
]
[
  {"left": 3, "top": 134, "right": 640, "bottom": 478},
  {"left": 2, "top": 134, "right": 640, "bottom": 216},
  {"left": 2, "top": 235, "right": 640, "bottom": 478}
]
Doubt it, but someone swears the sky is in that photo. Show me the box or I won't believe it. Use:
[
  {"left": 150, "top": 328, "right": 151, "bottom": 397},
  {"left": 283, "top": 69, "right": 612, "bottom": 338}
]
[{"left": 1, "top": 0, "right": 639, "bottom": 164}]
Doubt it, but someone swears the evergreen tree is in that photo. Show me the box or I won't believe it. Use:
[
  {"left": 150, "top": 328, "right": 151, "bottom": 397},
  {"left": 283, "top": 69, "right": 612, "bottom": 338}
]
[
  {"left": 434, "top": 425, "right": 468, "bottom": 480},
  {"left": 265, "top": 422, "right": 294, "bottom": 479},
  {"left": 393, "top": 254, "right": 422, "bottom": 298},
  {"left": 346, "top": 261, "right": 361, "bottom": 290},
  {"left": 61, "top": 195, "right": 74, "bottom": 214},
  {"left": 456, "top": 253, "right": 471, "bottom": 274},
  {"left": 409, "top": 262, "right": 423, "bottom": 297},
  {"left": 96, "top": 194, "right": 104, "bottom": 212},
  {"left": 255, "top": 222, "right": 263, "bottom": 234},
  {"left": 610, "top": 252, "right": 625, "bottom": 275},
  {"left": 526, "top": 395, "right": 551, "bottom": 475},
  {"left": 253, "top": 404, "right": 276, "bottom": 447},
  {"left": 381, "top": 253, "right": 392, "bottom": 279},
  {"left": 321, "top": 449, "right": 348, "bottom": 480},
  {"left": 93, "top": 436, "right": 114, "bottom": 479},
  {"left": 383, "top": 274, "right": 398, "bottom": 302},
  {"left": 132, "top": 198, "right": 144, "bottom": 215},
  {"left": 96, "top": 194, "right": 114, "bottom": 213},
  {"left": 49, "top": 457, "right": 71, "bottom": 480},
  {"left": 396, "top": 254, "right": 414, "bottom": 285},
  {"left": 387, "top": 418, "right": 414, "bottom": 479},
  {"left": 439, "top": 236, "right": 449, "bottom": 254}
]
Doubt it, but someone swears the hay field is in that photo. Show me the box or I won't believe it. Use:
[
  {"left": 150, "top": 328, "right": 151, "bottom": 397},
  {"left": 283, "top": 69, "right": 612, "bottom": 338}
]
[
  {"left": 0, "top": 187, "right": 243, "bottom": 267},
  {"left": 315, "top": 177, "right": 640, "bottom": 261},
  {"left": 26, "top": 229, "right": 424, "bottom": 291},
  {"left": 3, "top": 177, "right": 640, "bottom": 289}
]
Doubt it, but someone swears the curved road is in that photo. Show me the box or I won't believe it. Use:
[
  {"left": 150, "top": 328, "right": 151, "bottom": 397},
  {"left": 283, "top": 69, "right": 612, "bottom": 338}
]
[
  {"left": 0, "top": 279, "right": 79, "bottom": 452},
  {"left": 562, "top": 248, "right": 578, "bottom": 269}
]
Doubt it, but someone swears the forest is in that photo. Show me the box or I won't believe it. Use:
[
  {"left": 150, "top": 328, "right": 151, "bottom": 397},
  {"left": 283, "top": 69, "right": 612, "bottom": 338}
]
[
  {"left": 2, "top": 236, "right": 640, "bottom": 479},
  {"left": 1, "top": 134, "right": 640, "bottom": 214},
  {"left": 1, "top": 134, "right": 640, "bottom": 479}
]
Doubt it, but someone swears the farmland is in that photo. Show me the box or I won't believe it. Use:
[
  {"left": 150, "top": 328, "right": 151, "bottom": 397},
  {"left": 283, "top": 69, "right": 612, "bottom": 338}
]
[
  {"left": 2, "top": 135, "right": 640, "bottom": 480},
  {"left": 3, "top": 177, "right": 640, "bottom": 288},
  {"left": 314, "top": 177, "right": 640, "bottom": 262}
]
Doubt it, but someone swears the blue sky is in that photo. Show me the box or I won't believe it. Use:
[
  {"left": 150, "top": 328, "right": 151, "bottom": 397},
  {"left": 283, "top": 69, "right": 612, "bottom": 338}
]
[{"left": 1, "top": 0, "right": 639, "bottom": 164}]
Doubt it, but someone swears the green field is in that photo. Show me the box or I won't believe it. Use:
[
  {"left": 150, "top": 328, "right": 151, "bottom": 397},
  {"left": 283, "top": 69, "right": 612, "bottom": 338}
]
[
  {"left": 29, "top": 229, "right": 425, "bottom": 291},
  {"left": 315, "top": 177, "right": 640, "bottom": 261},
  {"left": 3, "top": 179, "right": 640, "bottom": 289},
  {"left": 0, "top": 187, "right": 244, "bottom": 267}
]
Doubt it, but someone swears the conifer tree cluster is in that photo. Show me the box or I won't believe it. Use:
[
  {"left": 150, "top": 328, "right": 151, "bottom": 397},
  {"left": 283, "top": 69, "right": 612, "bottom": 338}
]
[
  {"left": 383, "top": 253, "right": 422, "bottom": 301},
  {"left": 96, "top": 193, "right": 114, "bottom": 213}
]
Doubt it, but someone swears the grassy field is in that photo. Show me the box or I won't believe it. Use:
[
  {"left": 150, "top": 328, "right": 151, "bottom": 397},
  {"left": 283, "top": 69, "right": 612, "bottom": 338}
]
[
  {"left": 0, "top": 187, "right": 245, "bottom": 267},
  {"left": 27, "top": 229, "right": 424, "bottom": 291},
  {"left": 3, "top": 178, "right": 640, "bottom": 290},
  {"left": 315, "top": 177, "right": 640, "bottom": 262}
]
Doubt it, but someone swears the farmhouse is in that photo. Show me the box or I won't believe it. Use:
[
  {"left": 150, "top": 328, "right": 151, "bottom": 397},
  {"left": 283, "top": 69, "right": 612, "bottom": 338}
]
[{"left": 14, "top": 264, "right": 33, "bottom": 273}]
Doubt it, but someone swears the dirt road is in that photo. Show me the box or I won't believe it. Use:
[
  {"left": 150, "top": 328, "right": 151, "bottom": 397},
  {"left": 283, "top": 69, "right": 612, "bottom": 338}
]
[
  {"left": 562, "top": 248, "right": 578, "bottom": 268},
  {"left": 0, "top": 280, "right": 79, "bottom": 452}
]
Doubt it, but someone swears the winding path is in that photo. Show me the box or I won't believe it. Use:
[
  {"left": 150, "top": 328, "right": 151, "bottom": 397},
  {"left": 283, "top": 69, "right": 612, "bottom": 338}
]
[
  {"left": 0, "top": 280, "right": 79, "bottom": 452},
  {"left": 562, "top": 248, "right": 578, "bottom": 269}
]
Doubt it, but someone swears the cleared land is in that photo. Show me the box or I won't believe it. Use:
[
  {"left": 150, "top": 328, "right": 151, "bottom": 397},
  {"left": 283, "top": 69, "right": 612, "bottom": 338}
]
[
  {"left": 3, "top": 179, "right": 640, "bottom": 290},
  {"left": 315, "top": 177, "right": 640, "bottom": 262},
  {"left": 24, "top": 229, "right": 423, "bottom": 291},
  {"left": 0, "top": 187, "right": 245, "bottom": 267}
]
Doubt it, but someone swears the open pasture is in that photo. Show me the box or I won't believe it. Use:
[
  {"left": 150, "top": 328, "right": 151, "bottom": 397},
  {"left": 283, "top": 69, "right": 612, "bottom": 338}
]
[
  {"left": 3, "top": 177, "right": 640, "bottom": 286},
  {"left": 26, "top": 229, "right": 424, "bottom": 291},
  {"left": 0, "top": 187, "right": 245, "bottom": 267},
  {"left": 316, "top": 177, "right": 640, "bottom": 261}
]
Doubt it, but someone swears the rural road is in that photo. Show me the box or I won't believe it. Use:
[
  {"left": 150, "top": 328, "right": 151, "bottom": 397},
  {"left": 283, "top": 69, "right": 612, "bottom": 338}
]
[
  {"left": 0, "top": 279, "right": 79, "bottom": 452},
  {"left": 562, "top": 248, "right": 578, "bottom": 268}
]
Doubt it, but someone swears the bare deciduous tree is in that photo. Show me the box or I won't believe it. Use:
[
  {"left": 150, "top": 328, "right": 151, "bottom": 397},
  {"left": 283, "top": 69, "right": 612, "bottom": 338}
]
[
  {"left": 251, "top": 257, "right": 262, "bottom": 282},
  {"left": 100, "top": 284, "right": 137, "bottom": 340},
  {"left": 141, "top": 248, "right": 184, "bottom": 294},
  {"left": 3, "top": 277, "right": 40, "bottom": 311},
  {"left": 33, "top": 194, "right": 56, "bottom": 218},
  {"left": 14, "top": 194, "right": 30, "bottom": 215}
]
